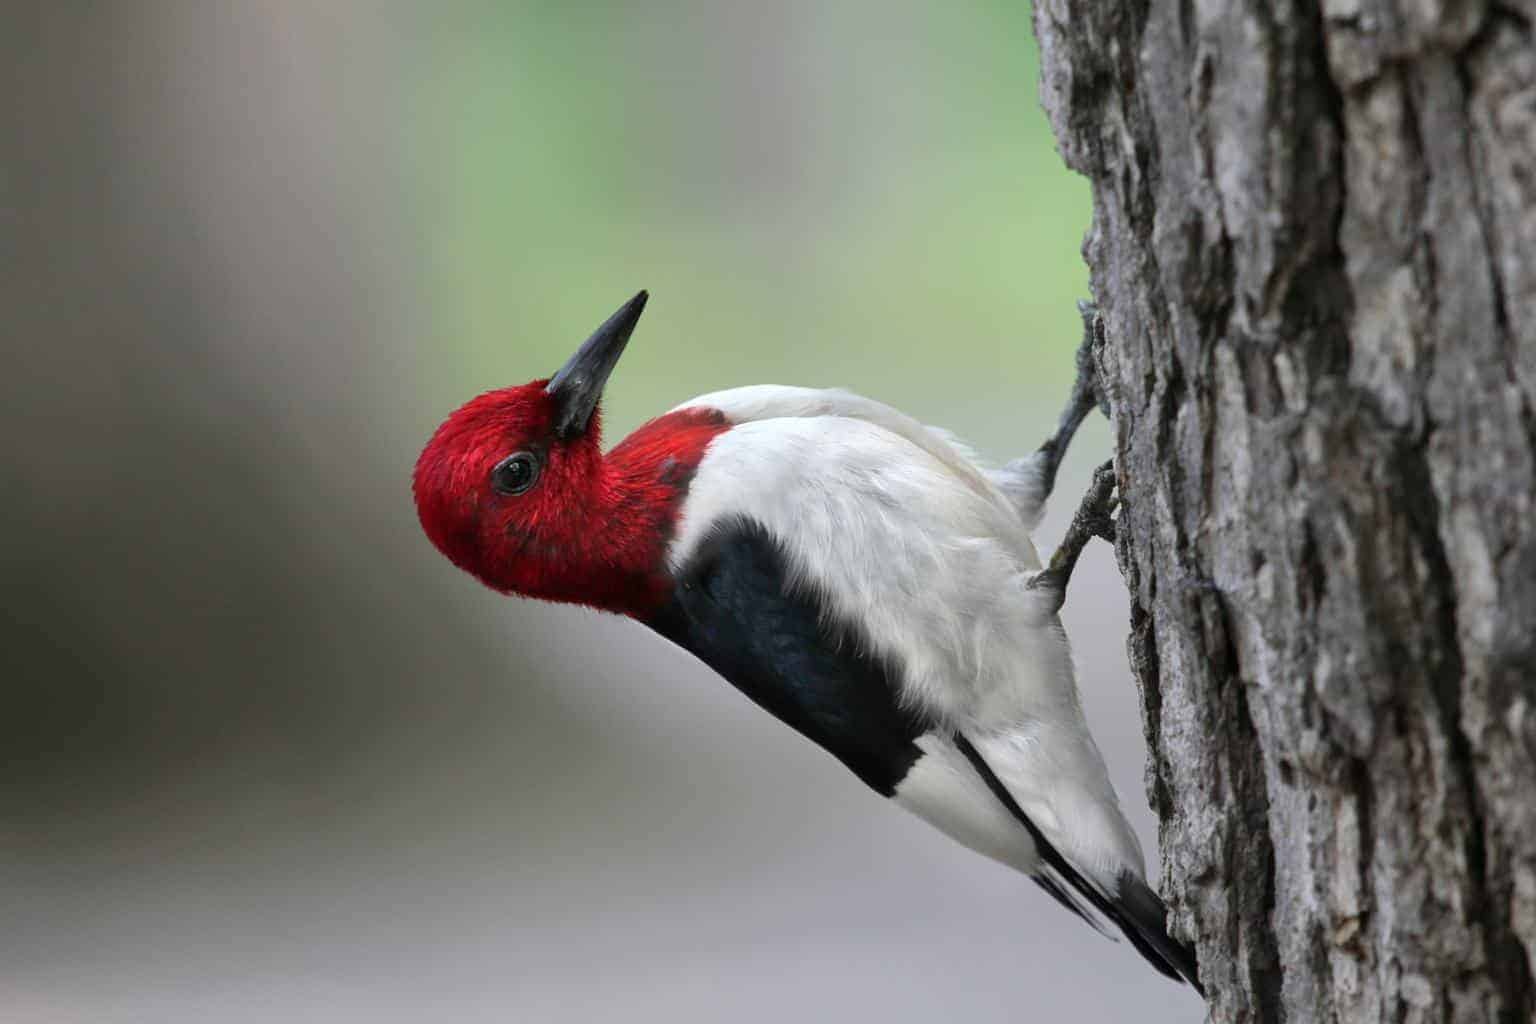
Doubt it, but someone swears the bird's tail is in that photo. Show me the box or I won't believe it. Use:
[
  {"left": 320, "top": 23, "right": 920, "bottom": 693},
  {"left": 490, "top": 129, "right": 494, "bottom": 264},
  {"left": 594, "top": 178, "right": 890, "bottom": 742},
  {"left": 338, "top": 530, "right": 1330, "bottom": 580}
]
[
  {"left": 953, "top": 733, "right": 1203, "bottom": 995},
  {"left": 1107, "top": 872, "right": 1204, "bottom": 996}
]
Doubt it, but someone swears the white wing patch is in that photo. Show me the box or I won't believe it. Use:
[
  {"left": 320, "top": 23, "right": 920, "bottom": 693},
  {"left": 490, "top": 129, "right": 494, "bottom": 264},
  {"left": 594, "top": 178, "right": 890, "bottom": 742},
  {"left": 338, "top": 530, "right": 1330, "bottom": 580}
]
[
  {"left": 670, "top": 414, "right": 1056, "bottom": 724},
  {"left": 679, "top": 385, "right": 1052, "bottom": 528},
  {"left": 669, "top": 385, "right": 1146, "bottom": 890},
  {"left": 675, "top": 385, "right": 1000, "bottom": 503}
]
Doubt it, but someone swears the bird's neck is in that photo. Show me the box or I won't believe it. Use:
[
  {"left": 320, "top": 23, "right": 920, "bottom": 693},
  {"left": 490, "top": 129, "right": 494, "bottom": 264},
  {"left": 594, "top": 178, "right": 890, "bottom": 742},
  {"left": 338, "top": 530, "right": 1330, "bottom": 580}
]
[{"left": 520, "top": 407, "right": 729, "bottom": 618}]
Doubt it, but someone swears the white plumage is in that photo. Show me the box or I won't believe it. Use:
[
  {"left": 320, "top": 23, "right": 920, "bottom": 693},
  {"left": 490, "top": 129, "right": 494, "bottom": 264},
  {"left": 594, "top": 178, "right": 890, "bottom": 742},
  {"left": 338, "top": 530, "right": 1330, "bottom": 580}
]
[{"left": 669, "top": 385, "right": 1145, "bottom": 896}]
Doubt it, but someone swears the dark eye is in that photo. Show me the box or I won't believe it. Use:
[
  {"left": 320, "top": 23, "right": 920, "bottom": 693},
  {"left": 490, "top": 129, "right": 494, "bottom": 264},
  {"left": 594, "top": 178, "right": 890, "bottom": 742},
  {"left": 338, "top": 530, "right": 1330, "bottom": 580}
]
[{"left": 490, "top": 452, "right": 540, "bottom": 496}]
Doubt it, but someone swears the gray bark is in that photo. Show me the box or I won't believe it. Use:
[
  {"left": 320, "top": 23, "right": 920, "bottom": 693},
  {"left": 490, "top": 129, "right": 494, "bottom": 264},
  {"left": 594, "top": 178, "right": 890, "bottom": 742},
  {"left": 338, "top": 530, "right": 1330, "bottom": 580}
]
[{"left": 1032, "top": 1, "right": 1536, "bottom": 1020}]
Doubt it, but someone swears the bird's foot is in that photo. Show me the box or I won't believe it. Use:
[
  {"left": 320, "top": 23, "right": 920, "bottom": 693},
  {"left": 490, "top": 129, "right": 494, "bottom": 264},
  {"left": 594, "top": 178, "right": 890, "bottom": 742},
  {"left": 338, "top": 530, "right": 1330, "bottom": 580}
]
[
  {"left": 1034, "top": 301, "right": 1110, "bottom": 505},
  {"left": 1027, "top": 460, "right": 1119, "bottom": 613}
]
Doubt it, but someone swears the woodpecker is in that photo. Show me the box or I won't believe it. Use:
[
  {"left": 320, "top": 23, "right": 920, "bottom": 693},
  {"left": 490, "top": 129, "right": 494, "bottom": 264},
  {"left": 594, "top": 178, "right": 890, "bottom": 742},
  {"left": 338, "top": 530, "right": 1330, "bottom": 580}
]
[{"left": 413, "top": 291, "right": 1202, "bottom": 993}]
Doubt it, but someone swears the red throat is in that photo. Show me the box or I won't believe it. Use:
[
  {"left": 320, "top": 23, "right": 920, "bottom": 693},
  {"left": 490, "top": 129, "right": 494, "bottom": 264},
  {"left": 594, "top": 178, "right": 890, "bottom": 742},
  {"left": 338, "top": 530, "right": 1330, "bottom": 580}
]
[{"left": 414, "top": 396, "right": 729, "bottom": 621}]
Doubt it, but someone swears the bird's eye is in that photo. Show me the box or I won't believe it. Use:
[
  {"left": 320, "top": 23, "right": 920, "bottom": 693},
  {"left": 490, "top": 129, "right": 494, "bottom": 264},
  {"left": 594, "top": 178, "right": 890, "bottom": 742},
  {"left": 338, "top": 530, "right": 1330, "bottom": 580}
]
[{"left": 490, "top": 452, "right": 540, "bottom": 496}]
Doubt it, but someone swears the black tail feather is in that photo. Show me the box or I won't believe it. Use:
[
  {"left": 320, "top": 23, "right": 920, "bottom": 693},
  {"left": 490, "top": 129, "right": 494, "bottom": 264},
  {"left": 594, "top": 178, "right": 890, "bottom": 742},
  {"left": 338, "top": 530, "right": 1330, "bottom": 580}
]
[
  {"left": 1112, "top": 872, "right": 1205, "bottom": 996},
  {"left": 953, "top": 733, "right": 1204, "bottom": 996},
  {"left": 1033, "top": 872, "right": 1112, "bottom": 937}
]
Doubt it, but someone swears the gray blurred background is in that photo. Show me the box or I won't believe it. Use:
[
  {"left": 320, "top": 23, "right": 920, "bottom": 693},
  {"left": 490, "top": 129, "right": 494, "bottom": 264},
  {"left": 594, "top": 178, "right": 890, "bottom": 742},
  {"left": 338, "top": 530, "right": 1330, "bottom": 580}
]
[{"left": 2, "top": 4, "right": 1199, "bottom": 1021}]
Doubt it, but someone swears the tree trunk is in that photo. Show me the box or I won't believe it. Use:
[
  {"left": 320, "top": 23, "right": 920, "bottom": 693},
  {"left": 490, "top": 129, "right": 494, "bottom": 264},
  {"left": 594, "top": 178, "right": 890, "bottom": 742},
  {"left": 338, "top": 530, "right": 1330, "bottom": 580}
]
[{"left": 1032, "top": 1, "right": 1536, "bottom": 1019}]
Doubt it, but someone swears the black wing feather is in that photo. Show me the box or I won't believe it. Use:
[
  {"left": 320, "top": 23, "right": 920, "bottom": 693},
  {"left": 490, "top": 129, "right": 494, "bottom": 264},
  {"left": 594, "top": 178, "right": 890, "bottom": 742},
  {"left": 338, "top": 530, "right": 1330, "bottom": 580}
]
[{"left": 649, "top": 519, "right": 927, "bottom": 796}]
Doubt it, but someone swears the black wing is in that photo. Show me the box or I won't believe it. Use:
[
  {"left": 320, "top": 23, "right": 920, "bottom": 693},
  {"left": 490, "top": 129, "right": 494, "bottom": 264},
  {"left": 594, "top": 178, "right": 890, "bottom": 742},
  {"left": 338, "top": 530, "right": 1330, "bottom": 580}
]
[{"left": 647, "top": 518, "right": 926, "bottom": 796}]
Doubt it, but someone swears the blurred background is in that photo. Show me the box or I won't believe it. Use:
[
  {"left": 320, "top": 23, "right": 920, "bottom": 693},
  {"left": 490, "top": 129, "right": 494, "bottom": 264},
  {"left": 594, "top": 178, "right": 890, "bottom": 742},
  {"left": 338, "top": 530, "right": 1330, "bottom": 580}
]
[{"left": 2, "top": 4, "right": 1198, "bottom": 1021}]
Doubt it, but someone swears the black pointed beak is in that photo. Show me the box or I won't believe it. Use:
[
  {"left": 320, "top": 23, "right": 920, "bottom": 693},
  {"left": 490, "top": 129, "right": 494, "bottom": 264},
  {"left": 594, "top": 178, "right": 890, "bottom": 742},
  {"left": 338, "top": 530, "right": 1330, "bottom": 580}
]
[{"left": 546, "top": 290, "right": 648, "bottom": 439}]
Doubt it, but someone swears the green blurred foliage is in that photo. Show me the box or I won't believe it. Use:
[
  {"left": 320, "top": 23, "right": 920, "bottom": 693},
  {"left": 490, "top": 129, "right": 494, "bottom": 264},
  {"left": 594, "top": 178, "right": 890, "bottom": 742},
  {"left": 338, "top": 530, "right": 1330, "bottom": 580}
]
[{"left": 407, "top": 2, "right": 1088, "bottom": 449}]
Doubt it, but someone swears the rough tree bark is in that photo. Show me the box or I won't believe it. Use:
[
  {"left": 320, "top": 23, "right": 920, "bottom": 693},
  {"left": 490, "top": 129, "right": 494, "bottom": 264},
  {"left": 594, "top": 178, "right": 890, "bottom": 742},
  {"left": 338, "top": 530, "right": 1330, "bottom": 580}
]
[{"left": 1032, "top": 1, "right": 1536, "bottom": 1020}]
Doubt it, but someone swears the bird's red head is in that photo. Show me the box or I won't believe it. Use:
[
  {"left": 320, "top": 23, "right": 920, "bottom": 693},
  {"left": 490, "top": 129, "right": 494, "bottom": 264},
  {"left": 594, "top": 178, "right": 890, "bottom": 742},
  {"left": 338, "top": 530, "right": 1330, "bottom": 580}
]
[{"left": 413, "top": 291, "right": 725, "bottom": 618}]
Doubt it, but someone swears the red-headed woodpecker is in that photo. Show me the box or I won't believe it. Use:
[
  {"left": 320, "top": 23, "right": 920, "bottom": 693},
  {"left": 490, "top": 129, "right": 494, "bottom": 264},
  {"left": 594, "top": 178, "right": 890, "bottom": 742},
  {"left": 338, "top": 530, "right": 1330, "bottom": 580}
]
[{"left": 414, "top": 291, "right": 1202, "bottom": 994}]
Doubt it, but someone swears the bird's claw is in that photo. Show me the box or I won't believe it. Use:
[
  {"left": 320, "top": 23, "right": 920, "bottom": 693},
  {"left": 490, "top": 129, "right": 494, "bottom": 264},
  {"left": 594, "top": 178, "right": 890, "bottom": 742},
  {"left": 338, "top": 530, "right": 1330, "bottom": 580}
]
[
  {"left": 1035, "top": 301, "right": 1112, "bottom": 504},
  {"left": 1029, "top": 460, "right": 1119, "bottom": 609}
]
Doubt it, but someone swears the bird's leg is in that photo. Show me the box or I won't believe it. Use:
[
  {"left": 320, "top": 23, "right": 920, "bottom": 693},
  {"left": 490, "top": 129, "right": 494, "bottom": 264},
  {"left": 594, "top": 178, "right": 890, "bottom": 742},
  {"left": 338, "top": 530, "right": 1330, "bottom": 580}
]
[
  {"left": 1026, "top": 460, "right": 1118, "bottom": 614},
  {"left": 1033, "top": 301, "right": 1110, "bottom": 506}
]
